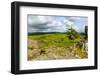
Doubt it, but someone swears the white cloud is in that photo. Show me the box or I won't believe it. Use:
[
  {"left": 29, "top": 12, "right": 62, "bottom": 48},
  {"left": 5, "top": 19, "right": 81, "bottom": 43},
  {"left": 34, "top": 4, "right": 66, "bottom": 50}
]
[
  {"left": 28, "top": 15, "right": 87, "bottom": 33},
  {"left": 28, "top": 16, "right": 50, "bottom": 25},
  {"left": 64, "top": 19, "right": 74, "bottom": 26},
  {"left": 63, "top": 19, "right": 79, "bottom": 32},
  {"left": 68, "top": 17, "right": 81, "bottom": 21},
  {"left": 28, "top": 15, "right": 66, "bottom": 33}
]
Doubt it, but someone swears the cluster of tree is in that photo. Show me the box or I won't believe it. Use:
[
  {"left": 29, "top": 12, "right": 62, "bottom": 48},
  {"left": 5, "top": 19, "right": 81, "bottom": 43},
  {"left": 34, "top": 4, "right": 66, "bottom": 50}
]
[
  {"left": 67, "top": 26, "right": 80, "bottom": 40},
  {"left": 67, "top": 25, "right": 88, "bottom": 40}
]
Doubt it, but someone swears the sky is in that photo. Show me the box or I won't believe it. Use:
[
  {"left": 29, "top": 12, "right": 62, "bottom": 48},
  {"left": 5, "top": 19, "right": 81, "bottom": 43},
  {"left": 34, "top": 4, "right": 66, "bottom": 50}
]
[{"left": 28, "top": 15, "right": 88, "bottom": 33}]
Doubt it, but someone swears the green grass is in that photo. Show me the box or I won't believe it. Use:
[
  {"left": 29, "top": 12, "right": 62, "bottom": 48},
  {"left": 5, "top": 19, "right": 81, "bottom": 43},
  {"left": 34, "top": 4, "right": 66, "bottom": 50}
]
[
  {"left": 28, "top": 33, "right": 88, "bottom": 60},
  {"left": 28, "top": 33, "right": 81, "bottom": 48}
]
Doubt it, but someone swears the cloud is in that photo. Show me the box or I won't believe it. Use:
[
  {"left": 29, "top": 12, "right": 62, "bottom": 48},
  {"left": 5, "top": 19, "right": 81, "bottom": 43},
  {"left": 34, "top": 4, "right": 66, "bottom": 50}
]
[
  {"left": 63, "top": 19, "right": 74, "bottom": 26},
  {"left": 67, "top": 17, "right": 88, "bottom": 32},
  {"left": 28, "top": 15, "right": 66, "bottom": 33},
  {"left": 65, "top": 16, "right": 86, "bottom": 22},
  {"left": 63, "top": 19, "right": 79, "bottom": 32},
  {"left": 67, "top": 17, "right": 81, "bottom": 22},
  {"left": 28, "top": 15, "right": 87, "bottom": 33}
]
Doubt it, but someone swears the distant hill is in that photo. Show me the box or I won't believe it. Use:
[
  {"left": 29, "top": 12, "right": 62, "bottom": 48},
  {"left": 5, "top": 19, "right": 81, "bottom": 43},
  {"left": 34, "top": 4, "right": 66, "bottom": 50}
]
[
  {"left": 28, "top": 32, "right": 85, "bottom": 35},
  {"left": 28, "top": 32, "right": 67, "bottom": 35}
]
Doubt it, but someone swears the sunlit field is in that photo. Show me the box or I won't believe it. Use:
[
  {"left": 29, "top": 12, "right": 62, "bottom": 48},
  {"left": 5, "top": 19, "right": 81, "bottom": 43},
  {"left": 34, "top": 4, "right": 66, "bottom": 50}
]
[
  {"left": 28, "top": 33, "right": 88, "bottom": 61},
  {"left": 27, "top": 15, "right": 88, "bottom": 61}
]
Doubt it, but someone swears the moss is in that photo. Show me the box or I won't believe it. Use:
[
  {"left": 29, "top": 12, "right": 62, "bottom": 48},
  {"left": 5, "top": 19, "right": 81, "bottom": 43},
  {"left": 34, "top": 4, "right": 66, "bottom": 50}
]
[{"left": 76, "top": 49, "right": 88, "bottom": 58}]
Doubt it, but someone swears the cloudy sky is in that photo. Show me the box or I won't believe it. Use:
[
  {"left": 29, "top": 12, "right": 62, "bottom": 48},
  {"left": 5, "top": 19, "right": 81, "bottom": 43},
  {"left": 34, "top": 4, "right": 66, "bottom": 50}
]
[{"left": 28, "top": 15, "right": 88, "bottom": 33}]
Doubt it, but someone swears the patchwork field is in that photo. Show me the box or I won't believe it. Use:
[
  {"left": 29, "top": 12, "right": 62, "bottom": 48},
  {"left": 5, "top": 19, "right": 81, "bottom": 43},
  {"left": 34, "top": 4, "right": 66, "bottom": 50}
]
[{"left": 28, "top": 33, "right": 88, "bottom": 61}]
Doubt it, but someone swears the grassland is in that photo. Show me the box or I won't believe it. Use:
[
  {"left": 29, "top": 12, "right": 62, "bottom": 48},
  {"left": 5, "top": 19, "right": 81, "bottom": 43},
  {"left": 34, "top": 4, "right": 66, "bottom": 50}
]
[{"left": 28, "top": 33, "right": 88, "bottom": 61}]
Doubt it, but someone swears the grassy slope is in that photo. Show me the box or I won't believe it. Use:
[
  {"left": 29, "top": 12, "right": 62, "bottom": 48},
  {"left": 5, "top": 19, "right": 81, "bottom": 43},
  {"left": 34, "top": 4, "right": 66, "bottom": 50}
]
[
  {"left": 28, "top": 33, "right": 87, "bottom": 60},
  {"left": 28, "top": 33, "right": 80, "bottom": 47}
]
